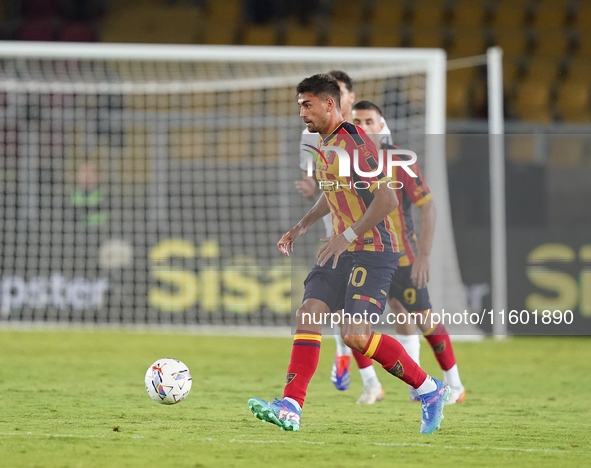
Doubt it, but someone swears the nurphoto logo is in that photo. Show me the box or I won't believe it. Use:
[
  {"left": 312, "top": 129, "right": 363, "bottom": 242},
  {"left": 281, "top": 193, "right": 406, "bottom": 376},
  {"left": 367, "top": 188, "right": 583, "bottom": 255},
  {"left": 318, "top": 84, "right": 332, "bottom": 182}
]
[{"left": 302, "top": 145, "right": 419, "bottom": 190}]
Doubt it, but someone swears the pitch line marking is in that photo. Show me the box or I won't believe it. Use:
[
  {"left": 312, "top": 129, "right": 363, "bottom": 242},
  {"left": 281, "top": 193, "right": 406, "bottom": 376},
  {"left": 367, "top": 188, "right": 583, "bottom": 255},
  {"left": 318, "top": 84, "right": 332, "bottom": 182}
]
[
  {"left": 0, "top": 433, "right": 586, "bottom": 454},
  {"left": 229, "top": 438, "right": 325, "bottom": 445},
  {"left": 0, "top": 432, "right": 106, "bottom": 438},
  {"left": 227, "top": 438, "right": 586, "bottom": 453},
  {"left": 372, "top": 442, "right": 581, "bottom": 454}
]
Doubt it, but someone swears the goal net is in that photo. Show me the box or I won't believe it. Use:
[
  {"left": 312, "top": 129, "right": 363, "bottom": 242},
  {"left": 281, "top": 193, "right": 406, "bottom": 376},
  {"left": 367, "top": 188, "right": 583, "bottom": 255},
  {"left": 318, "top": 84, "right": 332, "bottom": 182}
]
[{"left": 0, "top": 43, "right": 468, "bottom": 329}]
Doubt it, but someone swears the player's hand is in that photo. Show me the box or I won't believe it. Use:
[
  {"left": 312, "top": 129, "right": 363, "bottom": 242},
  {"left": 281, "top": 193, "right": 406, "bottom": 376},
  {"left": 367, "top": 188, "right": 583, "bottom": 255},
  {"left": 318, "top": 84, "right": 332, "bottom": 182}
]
[
  {"left": 317, "top": 234, "right": 351, "bottom": 268},
  {"left": 410, "top": 253, "right": 430, "bottom": 289},
  {"left": 277, "top": 225, "right": 307, "bottom": 256},
  {"left": 294, "top": 178, "right": 319, "bottom": 199}
]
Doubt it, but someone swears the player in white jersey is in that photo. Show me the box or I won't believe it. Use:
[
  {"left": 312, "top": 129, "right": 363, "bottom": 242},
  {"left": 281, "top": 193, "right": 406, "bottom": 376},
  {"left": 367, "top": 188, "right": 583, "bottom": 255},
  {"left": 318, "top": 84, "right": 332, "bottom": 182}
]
[{"left": 294, "top": 70, "right": 392, "bottom": 405}]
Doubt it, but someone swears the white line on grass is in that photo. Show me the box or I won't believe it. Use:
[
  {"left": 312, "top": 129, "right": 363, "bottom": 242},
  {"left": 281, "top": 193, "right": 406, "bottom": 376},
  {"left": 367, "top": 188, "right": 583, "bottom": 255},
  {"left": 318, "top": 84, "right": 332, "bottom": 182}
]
[
  {"left": 372, "top": 442, "right": 580, "bottom": 454},
  {"left": 227, "top": 438, "right": 586, "bottom": 454},
  {"left": 229, "top": 439, "right": 325, "bottom": 445},
  {"left": 0, "top": 432, "right": 106, "bottom": 438},
  {"left": 0, "top": 433, "right": 586, "bottom": 454}
]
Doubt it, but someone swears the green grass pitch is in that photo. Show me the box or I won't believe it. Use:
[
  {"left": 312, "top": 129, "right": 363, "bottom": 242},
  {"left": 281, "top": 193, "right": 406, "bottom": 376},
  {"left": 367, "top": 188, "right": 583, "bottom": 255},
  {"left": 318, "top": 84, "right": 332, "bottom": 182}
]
[{"left": 0, "top": 329, "right": 590, "bottom": 468}]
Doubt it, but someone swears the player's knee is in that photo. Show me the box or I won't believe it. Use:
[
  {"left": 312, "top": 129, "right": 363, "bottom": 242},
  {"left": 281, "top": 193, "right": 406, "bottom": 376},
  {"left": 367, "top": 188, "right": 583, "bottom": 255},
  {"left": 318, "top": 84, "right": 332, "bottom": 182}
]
[
  {"left": 341, "top": 333, "right": 368, "bottom": 353},
  {"left": 295, "top": 299, "right": 327, "bottom": 329}
]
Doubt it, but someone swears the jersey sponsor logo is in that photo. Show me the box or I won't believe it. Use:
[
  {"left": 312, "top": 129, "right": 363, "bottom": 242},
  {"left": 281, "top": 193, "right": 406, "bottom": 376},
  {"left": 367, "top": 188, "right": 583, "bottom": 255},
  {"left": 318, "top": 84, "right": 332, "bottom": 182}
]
[
  {"left": 363, "top": 238, "right": 374, "bottom": 245},
  {"left": 285, "top": 373, "right": 297, "bottom": 385}
]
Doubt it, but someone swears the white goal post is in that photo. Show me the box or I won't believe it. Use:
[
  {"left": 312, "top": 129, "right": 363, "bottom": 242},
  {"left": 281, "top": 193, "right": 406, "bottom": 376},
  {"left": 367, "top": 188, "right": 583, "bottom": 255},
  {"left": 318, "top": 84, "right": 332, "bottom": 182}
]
[{"left": 0, "top": 42, "right": 477, "bottom": 332}]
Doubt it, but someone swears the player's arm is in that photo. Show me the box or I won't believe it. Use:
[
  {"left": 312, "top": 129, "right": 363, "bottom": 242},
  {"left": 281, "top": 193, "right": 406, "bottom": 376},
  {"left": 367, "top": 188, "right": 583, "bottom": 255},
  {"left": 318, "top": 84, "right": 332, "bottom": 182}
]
[
  {"left": 317, "top": 183, "right": 398, "bottom": 268},
  {"left": 398, "top": 155, "right": 435, "bottom": 289},
  {"left": 294, "top": 170, "right": 321, "bottom": 202},
  {"left": 277, "top": 194, "right": 331, "bottom": 256},
  {"left": 412, "top": 198, "right": 436, "bottom": 289}
]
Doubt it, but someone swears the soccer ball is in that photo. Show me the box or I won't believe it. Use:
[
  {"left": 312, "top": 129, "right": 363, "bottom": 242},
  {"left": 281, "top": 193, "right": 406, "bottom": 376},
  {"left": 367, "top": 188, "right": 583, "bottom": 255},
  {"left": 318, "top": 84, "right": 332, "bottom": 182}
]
[{"left": 145, "top": 358, "right": 192, "bottom": 404}]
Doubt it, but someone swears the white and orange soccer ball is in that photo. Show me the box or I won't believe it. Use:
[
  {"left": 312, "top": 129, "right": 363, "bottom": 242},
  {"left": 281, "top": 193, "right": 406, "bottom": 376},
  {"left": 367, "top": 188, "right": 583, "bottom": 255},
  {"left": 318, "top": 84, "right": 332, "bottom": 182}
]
[{"left": 145, "top": 358, "right": 192, "bottom": 404}]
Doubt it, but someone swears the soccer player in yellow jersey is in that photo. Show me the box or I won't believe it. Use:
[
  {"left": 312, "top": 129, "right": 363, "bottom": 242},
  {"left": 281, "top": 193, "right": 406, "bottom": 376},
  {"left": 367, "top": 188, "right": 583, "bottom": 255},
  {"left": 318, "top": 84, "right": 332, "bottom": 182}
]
[
  {"left": 296, "top": 70, "right": 390, "bottom": 404},
  {"left": 351, "top": 100, "right": 466, "bottom": 404},
  {"left": 248, "top": 74, "right": 451, "bottom": 434}
]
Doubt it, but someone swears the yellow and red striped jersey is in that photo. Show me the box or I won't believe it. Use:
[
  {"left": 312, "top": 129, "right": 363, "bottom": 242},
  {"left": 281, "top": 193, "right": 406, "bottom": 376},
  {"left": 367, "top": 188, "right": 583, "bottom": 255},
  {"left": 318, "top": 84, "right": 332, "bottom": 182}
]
[
  {"left": 315, "top": 121, "right": 400, "bottom": 253},
  {"left": 382, "top": 143, "right": 432, "bottom": 266}
]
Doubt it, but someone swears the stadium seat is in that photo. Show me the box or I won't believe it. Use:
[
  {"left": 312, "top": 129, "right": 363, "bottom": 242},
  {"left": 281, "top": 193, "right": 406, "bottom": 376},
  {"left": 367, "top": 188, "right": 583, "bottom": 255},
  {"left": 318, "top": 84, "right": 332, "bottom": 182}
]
[
  {"left": 535, "top": 0, "right": 571, "bottom": 7},
  {"left": 243, "top": 24, "right": 277, "bottom": 45},
  {"left": 119, "top": 126, "right": 153, "bottom": 184},
  {"left": 531, "top": 28, "right": 570, "bottom": 56},
  {"left": 575, "top": 2, "right": 591, "bottom": 28},
  {"left": 371, "top": 0, "right": 404, "bottom": 27},
  {"left": 327, "top": 21, "right": 360, "bottom": 47},
  {"left": 492, "top": 5, "right": 526, "bottom": 27},
  {"left": 215, "top": 127, "right": 250, "bottom": 159},
  {"left": 412, "top": 1, "right": 445, "bottom": 28},
  {"left": 168, "top": 128, "right": 207, "bottom": 161},
  {"left": 568, "top": 57, "right": 591, "bottom": 80},
  {"left": 368, "top": 26, "right": 403, "bottom": 48},
  {"left": 513, "top": 79, "right": 552, "bottom": 122},
  {"left": 575, "top": 31, "right": 591, "bottom": 55},
  {"left": 330, "top": 0, "right": 365, "bottom": 21},
  {"left": 554, "top": 80, "right": 591, "bottom": 122},
  {"left": 493, "top": 29, "right": 527, "bottom": 56},
  {"left": 524, "top": 56, "right": 562, "bottom": 83},
  {"left": 448, "top": 29, "right": 485, "bottom": 59},
  {"left": 451, "top": 6, "right": 484, "bottom": 28},
  {"left": 285, "top": 23, "right": 318, "bottom": 46},
  {"left": 17, "top": 18, "right": 55, "bottom": 41},
  {"left": 57, "top": 22, "right": 97, "bottom": 42},
  {"left": 411, "top": 28, "right": 444, "bottom": 49},
  {"left": 199, "top": 20, "right": 237, "bottom": 45},
  {"left": 503, "top": 56, "right": 519, "bottom": 86},
  {"left": 547, "top": 136, "right": 584, "bottom": 167},
  {"left": 532, "top": 6, "right": 566, "bottom": 29},
  {"left": 506, "top": 134, "right": 535, "bottom": 164},
  {"left": 208, "top": 0, "right": 241, "bottom": 22},
  {"left": 447, "top": 68, "right": 475, "bottom": 118},
  {"left": 101, "top": 3, "right": 201, "bottom": 44}
]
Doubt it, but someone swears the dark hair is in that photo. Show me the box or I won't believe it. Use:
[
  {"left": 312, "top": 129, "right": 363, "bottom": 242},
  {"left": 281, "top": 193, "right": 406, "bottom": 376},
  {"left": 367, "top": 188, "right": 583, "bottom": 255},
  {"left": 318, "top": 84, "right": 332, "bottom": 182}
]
[
  {"left": 296, "top": 74, "right": 341, "bottom": 109},
  {"left": 353, "top": 100, "right": 383, "bottom": 116},
  {"left": 328, "top": 70, "right": 353, "bottom": 91}
]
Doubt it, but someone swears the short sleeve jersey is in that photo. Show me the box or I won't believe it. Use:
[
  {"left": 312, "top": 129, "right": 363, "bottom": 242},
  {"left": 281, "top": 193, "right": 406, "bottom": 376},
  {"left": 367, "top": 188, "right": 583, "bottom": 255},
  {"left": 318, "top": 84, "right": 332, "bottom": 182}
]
[{"left": 315, "top": 121, "right": 400, "bottom": 253}]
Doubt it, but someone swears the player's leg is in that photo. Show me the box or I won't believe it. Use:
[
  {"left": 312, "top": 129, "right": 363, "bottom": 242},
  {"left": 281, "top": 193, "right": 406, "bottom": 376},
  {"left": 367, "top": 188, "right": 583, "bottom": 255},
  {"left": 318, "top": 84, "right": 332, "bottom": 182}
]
[
  {"left": 388, "top": 267, "right": 422, "bottom": 363},
  {"left": 340, "top": 307, "right": 450, "bottom": 434},
  {"left": 331, "top": 323, "right": 352, "bottom": 391},
  {"left": 389, "top": 266, "right": 465, "bottom": 404},
  {"left": 388, "top": 267, "right": 422, "bottom": 400},
  {"left": 248, "top": 255, "right": 348, "bottom": 431},
  {"left": 342, "top": 252, "right": 450, "bottom": 433},
  {"left": 331, "top": 315, "right": 383, "bottom": 401},
  {"left": 417, "top": 310, "right": 465, "bottom": 404},
  {"left": 321, "top": 216, "right": 356, "bottom": 391},
  {"left": 390, "top": 302, "right": 420, "bottom": 366},
  {"left": 390, "top": 297, "right": 421, "bottom": 401},
  {"left": 248, "top": 298, "right": 328, "bottom": 431},
  {"left": 352, "top": 347, "right": 383, "bottom": 404}
]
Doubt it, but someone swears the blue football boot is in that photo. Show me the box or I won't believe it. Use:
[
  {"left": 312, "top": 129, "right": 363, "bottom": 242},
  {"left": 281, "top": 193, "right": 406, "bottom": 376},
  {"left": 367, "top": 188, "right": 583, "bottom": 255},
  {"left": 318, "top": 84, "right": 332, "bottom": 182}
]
[
  {"left": 330, "top": 354, "right": 351, "bottom": 391},
  {"left": 248, "top": 397, "right": 301, "bottom": 432},
  {"left": 418, "top": 378, "right": 451, "bottom": 434}
]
